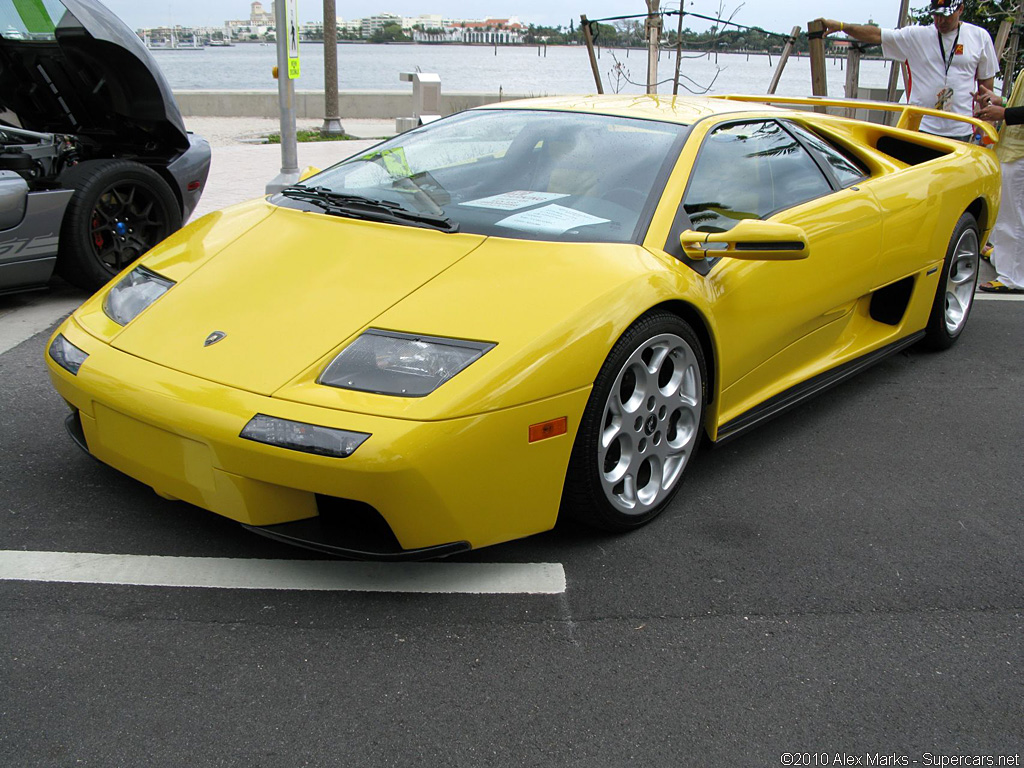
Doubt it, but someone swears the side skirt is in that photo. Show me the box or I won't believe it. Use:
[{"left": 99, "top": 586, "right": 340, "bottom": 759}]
[{"left": 714, "top": 331, "right": 925, "bottom": 445}]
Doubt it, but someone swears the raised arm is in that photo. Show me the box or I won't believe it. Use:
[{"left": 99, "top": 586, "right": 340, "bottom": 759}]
[{"left": 817, "top": 18, "right": 882, "bottom": 45}]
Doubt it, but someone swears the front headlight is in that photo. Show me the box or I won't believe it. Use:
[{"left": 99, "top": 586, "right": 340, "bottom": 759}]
[
  {"left": 48, "top": 334, "right": 89, "bottom": 375},
  {"left": 319, "top": 329, "right": 495, "bottom": 397},
  {"left": 103, "top": 266, "right": 175, "bottom": 326}
]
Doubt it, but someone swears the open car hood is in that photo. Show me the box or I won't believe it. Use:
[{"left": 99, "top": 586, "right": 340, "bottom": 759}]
[{"left": 0, "top": 0, "right": 189, "bottom": 153}]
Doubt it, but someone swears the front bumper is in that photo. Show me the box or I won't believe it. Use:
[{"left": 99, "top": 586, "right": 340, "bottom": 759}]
[{"left": 47, "top": 315, "right": 588, "bottom": 554}]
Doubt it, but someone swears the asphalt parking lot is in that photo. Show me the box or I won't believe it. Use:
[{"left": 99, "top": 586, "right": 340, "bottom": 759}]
[{"left": 1, "top": 284, "right": 1021, "bottom": 766}]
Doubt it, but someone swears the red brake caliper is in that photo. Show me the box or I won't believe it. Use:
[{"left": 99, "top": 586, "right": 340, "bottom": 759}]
[{"left": 92, "top": 216, "right": 104, "bottom": 249}]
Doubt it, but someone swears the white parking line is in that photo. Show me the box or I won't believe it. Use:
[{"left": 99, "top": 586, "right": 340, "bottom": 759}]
[
  {"left": 975, "top": 293, "right": 1024, "bottom": 302},
  {"left": 0, "top": 293, "right": 84, "bottom": 356},
  {"left": 0, "top": 550, "right": 566, "bottom": 594}
]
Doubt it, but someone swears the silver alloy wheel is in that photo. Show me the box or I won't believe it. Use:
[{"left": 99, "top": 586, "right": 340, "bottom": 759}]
[
  {"left": 598, "top": 332, "right": 703, "bottom": 514},
  {"left": 944, "top": 227, "right": 979, "bottom": 335}
]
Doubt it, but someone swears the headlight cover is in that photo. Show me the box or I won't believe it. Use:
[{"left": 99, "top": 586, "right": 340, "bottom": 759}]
[
  {"left": 319, "top": 329, "right": 495, "bottom": 397},
  {"left": 103, "top": 266, "right": 175, "bottom": 326},
  {"left": 240, "top": 414, "right": 369, "bottom": 458},
  {"left": 48, "top": 334, "right": 89, "bottom": 375}
]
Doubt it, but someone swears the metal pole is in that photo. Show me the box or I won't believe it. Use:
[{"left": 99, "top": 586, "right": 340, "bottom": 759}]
[
  {"left": 266, "top": 0, "right": 299, "bottom": 193},
  {"left": 321, "top": 0, "right": 343, "bottom": 136}
]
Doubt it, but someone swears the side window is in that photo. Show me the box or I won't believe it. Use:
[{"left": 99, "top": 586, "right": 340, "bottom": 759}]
[
  {"left": 683, "top": 121, "right": 832, "bottom": 232},
  {"left": 786, "top": 122, "right": 868, "bottom": 187}
]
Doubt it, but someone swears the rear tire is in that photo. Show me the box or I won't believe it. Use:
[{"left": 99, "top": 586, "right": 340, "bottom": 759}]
[
  {"left": 561, "top": 311, "right": 707, "bottom": 532},
  {"left": 922, "top": 212, "right": 979, "bottom": 351},
  {"left": 57, "top": 159, "right": 181, "bottom": 291}
]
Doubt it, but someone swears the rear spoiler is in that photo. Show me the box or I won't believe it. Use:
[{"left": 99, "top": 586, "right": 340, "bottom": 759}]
[{"left": 712, "top": 94, "right": 999, "bottom": 144}]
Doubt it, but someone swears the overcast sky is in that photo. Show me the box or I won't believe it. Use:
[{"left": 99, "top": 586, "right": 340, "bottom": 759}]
[{"left": 100, "top": 1, "right": 905, "bottom": 33}]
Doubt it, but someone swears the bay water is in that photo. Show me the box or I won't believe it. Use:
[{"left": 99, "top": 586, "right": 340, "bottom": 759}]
[{"left": 155, "top": 42, "right": 894, "bottom": 98}]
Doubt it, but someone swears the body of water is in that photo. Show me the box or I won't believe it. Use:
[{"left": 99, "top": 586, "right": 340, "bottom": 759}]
[{"left": 153, "top": 42, "right": 895, "bottom": 98}]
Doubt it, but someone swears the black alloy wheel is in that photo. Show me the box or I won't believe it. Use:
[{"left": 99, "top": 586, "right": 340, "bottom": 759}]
[{"left": 57, "top": 159, "right": 181, "bottom": 290}]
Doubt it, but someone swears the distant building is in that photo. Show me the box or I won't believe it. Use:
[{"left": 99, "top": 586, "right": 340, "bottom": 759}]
[
  {"left": 360, "top": 12, "right": 401, "bottom": 38},
  {"left": 412, "top": 17, "right": 525, "bottom": 44},
  {"left": 250, "top": 1, "right": 274, "bottom": 26}
]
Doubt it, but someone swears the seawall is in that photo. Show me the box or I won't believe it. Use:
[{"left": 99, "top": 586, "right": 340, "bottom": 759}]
[{"left": 173, "top": 90, "right": 532, "bottom": 119}]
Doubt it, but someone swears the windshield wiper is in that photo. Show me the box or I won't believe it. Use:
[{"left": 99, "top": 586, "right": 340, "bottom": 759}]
[{"left": 279, "top": 186, "right": 459, "bottom": 233}]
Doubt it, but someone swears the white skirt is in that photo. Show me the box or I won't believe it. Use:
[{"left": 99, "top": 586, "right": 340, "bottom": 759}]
[{"left": 990, "top": 157, "right": 1024, "bottom": 289}]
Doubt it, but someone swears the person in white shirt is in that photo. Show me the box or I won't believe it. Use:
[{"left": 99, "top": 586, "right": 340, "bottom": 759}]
[{"left": 819, "top": 0, "right": 998, "bottom": 140}]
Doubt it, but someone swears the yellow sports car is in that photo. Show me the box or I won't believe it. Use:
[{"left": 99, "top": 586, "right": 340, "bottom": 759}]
[{"left": 46, "top": 95, "right": 1000, "bottom": 559}]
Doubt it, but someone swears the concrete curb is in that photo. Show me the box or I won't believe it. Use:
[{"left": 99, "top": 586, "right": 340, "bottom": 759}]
[{"left": 174, "top": 89, "right": 534, "bottom": 119}]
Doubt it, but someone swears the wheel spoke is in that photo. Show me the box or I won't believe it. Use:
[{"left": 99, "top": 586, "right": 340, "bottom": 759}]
[
  {"left": 597, "top": 330, "right": 703, "bottom": 515},
  {"left": 943, "top": 229, "right": 978, "bottom": 335}
]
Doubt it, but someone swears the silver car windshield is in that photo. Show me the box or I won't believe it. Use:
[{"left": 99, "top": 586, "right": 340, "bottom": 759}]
[
  {"left": 0, "top": 0, "right": 67, "bottom": 40},
  {"left": 279, "top": 109, "right": 688, "bottom": 243}
]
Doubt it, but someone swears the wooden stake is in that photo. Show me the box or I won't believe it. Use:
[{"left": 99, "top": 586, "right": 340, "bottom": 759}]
[
  {"left": 646, "top": 0, "right": 662, "bottom": 94},
  {"left": 807, "top": 18, "right": 828, "bottom": 112},
  {"left": 581, "top": 15, "right": 604, "bottom": 94},
  {"left": 999, "top": 4, "right": 1024, "bottom": 97},
  {"left": 768, "top": 26, "right": 801, "bottom": 95},
  {"left": 844, "top": 43, "right": 864, "bottom": 118},
  {"left": 884, "top": 0, "right": 912, "bottom": 119}
]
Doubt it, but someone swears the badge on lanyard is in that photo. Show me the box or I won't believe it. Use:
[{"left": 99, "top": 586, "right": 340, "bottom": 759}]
[{"left": 935, "top": 27, "right": 961, "bottom": 112}]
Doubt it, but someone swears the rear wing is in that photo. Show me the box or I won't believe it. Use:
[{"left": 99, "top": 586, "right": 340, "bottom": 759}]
[{"left": 713, "top": 94, "right": 999, "bottom": 144}]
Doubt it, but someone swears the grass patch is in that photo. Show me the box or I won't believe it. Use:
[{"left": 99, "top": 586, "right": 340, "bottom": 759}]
[{"left": 266, "top": 130, "right": 354, "bottom": 143}]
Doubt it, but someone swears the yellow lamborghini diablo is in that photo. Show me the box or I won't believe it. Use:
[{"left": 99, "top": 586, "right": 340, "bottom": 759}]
[{"left": 46, "top": 95, "right": 1001, "bottom": 558}]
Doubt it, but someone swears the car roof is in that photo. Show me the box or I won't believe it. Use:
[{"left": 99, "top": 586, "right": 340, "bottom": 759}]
[{"left": 477, "top": 94, "right": 782, "bottom": 125}]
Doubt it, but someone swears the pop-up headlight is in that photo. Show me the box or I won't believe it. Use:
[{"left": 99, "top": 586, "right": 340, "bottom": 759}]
[
  {"left": 240, "top": 414, "right": 369, "bottom": 458},
  {"left": 319, "top": 329, "right": 495, "bottom": 397},
  {"left": 103, "top": 266, "right": 175, "bottom": 326},
  {"left": 48, "top": 334, "right": 89, "bottom": 375}
]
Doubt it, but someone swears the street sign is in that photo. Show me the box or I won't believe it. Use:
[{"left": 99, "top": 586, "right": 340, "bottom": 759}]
[{"left": 285, "top": 0, "right": 300, "bottom": 78}]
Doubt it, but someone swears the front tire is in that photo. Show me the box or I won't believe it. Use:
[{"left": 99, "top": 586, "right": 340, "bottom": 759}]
[
  {"left": 922, "top": 212, "right": 980, "bottom": 350},
  {"left": 57, "top": 159, "right": 181, "bottom": 291},
  {"left": 561, "top": 311, "right": 707, "bottom": 531}
]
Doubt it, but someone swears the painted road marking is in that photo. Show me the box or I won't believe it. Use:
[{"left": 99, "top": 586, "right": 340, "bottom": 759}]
[
  {"left": 0, "top": 550, "right": 566, "bottom": 594},
  {"left": 975, "top": 293, "right": 1024, "bottom": 302}
]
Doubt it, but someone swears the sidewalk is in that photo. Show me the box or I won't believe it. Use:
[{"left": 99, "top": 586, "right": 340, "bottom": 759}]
[{"left": 184, "top": 117, "right": 395, "bottom": 220}]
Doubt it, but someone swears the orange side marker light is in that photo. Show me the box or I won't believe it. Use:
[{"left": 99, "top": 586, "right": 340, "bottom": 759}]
[{"left": 529, "top": 417, "right": 567, "bottom": 443}]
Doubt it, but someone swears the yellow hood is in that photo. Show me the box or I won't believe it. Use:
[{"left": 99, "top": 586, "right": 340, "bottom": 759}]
[{"left": 111, "top": 206, "right": 487, "bottom": 395}]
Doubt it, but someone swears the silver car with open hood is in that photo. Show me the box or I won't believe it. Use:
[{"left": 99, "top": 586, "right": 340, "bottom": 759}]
[{"left": 0, "top": 0, "right": 210, "bottom": 293}]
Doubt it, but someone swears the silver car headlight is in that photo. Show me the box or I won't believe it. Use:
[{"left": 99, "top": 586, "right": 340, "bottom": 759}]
[
  {"left": 319, "top": 329, "right": 495, "bottom": 397},
  {"left": 103, "top": 266, "right": 175, "bottom": 326}
]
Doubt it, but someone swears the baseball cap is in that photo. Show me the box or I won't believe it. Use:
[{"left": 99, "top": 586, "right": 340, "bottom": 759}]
[{"left": 930, "top": 0, "right": 964, "bottom": 16}]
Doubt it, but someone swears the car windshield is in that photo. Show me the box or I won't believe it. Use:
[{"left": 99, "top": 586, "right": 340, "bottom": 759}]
[
  {"left": 273, "top": 109, "right": 688, "bottom": 243},
  {"left": 0, "top": 0, "right": 67, "bottom": 40}
]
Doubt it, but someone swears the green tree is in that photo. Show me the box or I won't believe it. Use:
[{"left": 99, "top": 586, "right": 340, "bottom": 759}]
[{"left": 370, "top": 22, "right": 410, "bottom": 43}]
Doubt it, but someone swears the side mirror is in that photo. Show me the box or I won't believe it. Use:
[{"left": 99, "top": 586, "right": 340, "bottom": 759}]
[
  {"left": 680, "top": 219, "right": 809, "bottom": 261},
  {"left": 298, "top": 165, "right": 322, "bottom": 182}
]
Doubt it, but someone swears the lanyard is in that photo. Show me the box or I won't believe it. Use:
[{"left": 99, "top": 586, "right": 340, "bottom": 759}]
[{"left": 937, "top": 25, "right": 961, "bottom": 78}]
